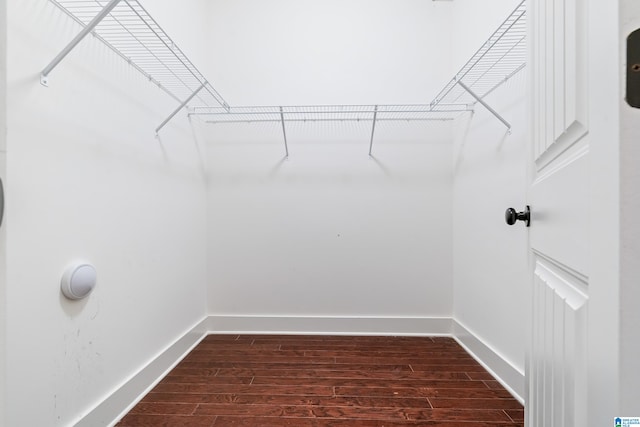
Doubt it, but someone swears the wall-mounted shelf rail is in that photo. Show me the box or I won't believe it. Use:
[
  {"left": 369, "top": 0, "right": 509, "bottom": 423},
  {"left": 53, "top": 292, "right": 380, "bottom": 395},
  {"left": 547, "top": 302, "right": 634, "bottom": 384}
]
[
  {"left": 192, "top": 0, "right": 526, "bottom": 155},
  {"left": 430, "top": 0, "right": 526, "bottom": 130},
  {"left": 192, "top": 104, "right": 471, "bottom": 124},
  {"left": 42, "top": 0, "right": 525, "bottom": 152},
  {"left": 192, "top": 104, "right": 472, "bottom": 157},
  {"left": 43, "top": 0, "right": 229, "bottom": 133}
]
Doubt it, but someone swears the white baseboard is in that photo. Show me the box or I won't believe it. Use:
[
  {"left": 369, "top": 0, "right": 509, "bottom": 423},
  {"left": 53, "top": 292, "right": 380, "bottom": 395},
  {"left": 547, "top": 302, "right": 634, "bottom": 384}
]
[
  {"left": 74, "top": 317, "right": 209, "bottom": 427},
  {"left": 74, "top": 315, "right": 524, "bottom": 426},
  {"left": 452, "top": 320, "right": 525, "bottom": 404},
  {"left": 205, "top": 315, "right": 453, "bottom": 336}
]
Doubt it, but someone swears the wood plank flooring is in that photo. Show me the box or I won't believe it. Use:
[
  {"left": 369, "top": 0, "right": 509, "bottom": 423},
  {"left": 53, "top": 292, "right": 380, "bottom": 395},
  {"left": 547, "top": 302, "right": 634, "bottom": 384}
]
[{"left": 117, "top": 335, "right": 524, "bottom": 427}]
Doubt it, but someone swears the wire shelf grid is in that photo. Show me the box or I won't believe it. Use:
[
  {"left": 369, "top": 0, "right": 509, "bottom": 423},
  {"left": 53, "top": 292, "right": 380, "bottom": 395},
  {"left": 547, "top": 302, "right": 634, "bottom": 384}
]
[
  {"left": 44, "top": 0, "right": 525, "bottom": 136},
  {"left": 48, "top": 0, "right": 228, "bottom": 110},
  {"left": 193, "top": 104, "right": 472, "bottom": 124},
  {"left": 431, "top": 0, "right": 526, "bottom": 108}
]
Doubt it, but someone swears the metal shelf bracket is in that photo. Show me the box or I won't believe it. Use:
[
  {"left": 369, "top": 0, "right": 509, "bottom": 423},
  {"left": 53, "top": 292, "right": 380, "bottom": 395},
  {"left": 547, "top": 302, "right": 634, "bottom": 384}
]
[
  {"left": 368, "top": 105, "right": 378, "bottom": 156},
  {"left": 44, "top": 0, "right": 229, "bottom": 133},
  {"left": 44, "top": 0, "right": 525, "bottom": 142},
  {"left": 428, "top": 0, "right": 525, "bottom": 130},
  {"left": 279, "top": 106, "right": 289, "bottom": 158},
  {"left": 156, "top": 82, "right": 207, "bottom": 134},
  {"left": 41, "top": 0, "right": 123, "bottom": 86},
  {"left": 456, "top": 80, "right": 511, "bottom": 130}
]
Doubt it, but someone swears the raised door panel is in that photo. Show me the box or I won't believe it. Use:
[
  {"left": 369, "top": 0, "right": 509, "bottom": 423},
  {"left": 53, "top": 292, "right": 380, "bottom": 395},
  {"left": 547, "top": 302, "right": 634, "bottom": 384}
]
[
  {"left": 529, "top": 145, "right": 589, "bottom": 276},
  {"left": 531, "top": 260, "right": 587, "bottom": 427},
  {"left": 534, "top": 0, "right": 588, "bottom": 166},
  {"left": 531, "top": 0, "right": 589, "bottom": 275}
]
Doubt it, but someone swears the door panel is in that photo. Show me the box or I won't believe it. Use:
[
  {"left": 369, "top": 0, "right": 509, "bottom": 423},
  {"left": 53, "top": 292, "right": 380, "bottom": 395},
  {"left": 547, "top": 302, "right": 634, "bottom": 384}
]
[
  {"left": 531, "top": 260, "right": 587, "bottom": 427},
  {"left": 529, "top": 0, "right": 590, "bottom": 425},
  {"left": 530, "top": 145, "right": 589, "bottom": 275},
  {"left": 534, "top": 0, "right": 588, "bottom": 165}
]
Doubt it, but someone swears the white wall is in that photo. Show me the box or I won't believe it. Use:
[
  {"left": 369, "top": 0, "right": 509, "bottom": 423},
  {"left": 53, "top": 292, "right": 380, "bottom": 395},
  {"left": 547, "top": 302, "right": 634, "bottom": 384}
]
[
  {"left": 0, "top": 0, "right": 7, "bottom": 425},
  {"left": 450, "top": 0, "right": 527, "bottom": 397},
  {"left": 4, "top": 0, "right": 209, "bottom": 425},
  {"left": 203, "top": 0, "right": 453, "bottom": 105},
  {"left": 204, "top": 0, "right": 454, "bottom": 330},
  {"left": 450, "top": 0, "right": 522, "bottom": 71},
  {"left": 206, "top": 123, "right": 453, "bottom": 324},
  {"left": 1, "top": 1, "right": 534, "bottom": 423},
  {"left": 142, "top": 0, "right": 214, "bottom": 83}
]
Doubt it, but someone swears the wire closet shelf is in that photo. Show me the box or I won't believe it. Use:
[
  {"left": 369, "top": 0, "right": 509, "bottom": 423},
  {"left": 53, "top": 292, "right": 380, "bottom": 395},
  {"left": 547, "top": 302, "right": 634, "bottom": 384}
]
[
  {"left": 43, "top": 0, "right": 525, "bottom": 140},
  {"left": 42, "top": 0, "right": 229, "bottom": 133},
  {"left": 194, "top": 0, "right": 526, "bottom": 130},
  {"left": 193, "top": 104, "right": 472, "bottom": 124},
  {"left": 430, "top": 0, "right": 526, "bottom": 128}
]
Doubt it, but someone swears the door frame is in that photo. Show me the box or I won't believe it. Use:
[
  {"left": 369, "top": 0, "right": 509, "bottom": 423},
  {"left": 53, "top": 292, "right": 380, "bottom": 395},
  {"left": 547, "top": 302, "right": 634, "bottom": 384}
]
[
  {"left": 616, "top": 0, "right": 640, "bottom": 417},
  {"left": 0, "top": 0, "right": 6, "bottom": 422},
  {"left": 585, "top": 0, "right": 640, "bottom": 424}
]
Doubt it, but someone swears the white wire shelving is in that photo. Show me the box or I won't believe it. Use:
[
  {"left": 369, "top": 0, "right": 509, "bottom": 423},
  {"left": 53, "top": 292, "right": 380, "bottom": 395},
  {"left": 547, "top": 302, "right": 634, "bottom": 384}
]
[
  {"left": 42, "top": 0, "right": 229, "bottom": 133},
  {"left": 192, "top": 104, "right": 471, "bottom": 124},
  {"left": 42, "top": 0, "right": 526, "bottom": 153},
  {"left": 192, "top": 104, "right": 473, "bottom": 156},
  {"left": 191, "top": 0, "right": 526, "bottom": 155},
  {"left": 431, "top": 0, "right": 526, "bottom": 129}
]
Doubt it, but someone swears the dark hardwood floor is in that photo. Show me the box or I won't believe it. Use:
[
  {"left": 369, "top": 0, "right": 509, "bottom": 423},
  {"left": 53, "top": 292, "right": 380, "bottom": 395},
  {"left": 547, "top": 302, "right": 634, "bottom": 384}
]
[{"left": 116, "top": 335, "right": 524, "bottom": 427}]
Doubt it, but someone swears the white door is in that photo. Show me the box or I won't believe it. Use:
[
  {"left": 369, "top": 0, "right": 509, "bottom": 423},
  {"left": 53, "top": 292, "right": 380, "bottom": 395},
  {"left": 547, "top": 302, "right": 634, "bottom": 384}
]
[
  {"left": 527, "top": 0, "right": 589, "bottom": 425},
  {"left": 527, "top": 0, "right": 632, "bottom": 426}
]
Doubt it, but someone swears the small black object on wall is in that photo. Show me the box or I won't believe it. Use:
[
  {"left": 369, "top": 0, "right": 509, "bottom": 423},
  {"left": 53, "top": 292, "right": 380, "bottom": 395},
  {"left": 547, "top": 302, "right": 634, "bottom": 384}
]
[{"left": 627, "top": 29, "right": 640, "bottom": 108}]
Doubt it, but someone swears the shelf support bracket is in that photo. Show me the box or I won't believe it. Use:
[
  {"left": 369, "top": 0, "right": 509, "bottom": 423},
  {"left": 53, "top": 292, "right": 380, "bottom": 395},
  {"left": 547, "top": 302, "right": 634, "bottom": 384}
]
[
  {"left": 368, "top": 105, "right": 378, "bottom": 156},
  {"left": 279, "top": 106, "right": 289, "bottom": 158},
  {"left": 41, "top": 0, "right": 124, "bottom": 86},
  {"left": 156, "top": 82, "right": 206, "bottom": 134},
  {"left": 456, "top": 80, "right": 511, "bottom": 130}
]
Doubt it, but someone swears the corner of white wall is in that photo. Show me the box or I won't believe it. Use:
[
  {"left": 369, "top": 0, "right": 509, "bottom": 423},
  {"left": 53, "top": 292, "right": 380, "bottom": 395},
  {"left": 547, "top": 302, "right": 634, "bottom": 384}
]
[
  {"left": 453, "top": 320, "right": 524, "bottom": 403},
  {"left": 4, "top": 0, "right": 210, "bottom": 425},
  {"left": 449, "top": 0, "right": 527, "bottom": 406},
  {"left": 74, "top": 317, "right": 209, "bottom": 427},
  {"left": 69, "top": 312, "right": 526, "bottom": 427},
  {"left": 71, "top": 314, "right": 452, "bottom": 426}
]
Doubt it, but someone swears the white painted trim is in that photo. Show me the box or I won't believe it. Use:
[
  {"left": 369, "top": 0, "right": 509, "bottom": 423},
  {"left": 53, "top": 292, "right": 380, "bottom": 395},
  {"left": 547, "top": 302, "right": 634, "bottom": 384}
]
[
  {"left": 72, "top": 316, "right": 525, "bottom": 426},
  {"left": 452, "top": 320, "right": 525, "bottom": 404},
  {"left": 205, "top": 315, "right": 453, "bottom": 336},
  {"left": 74, "top": 316, "right": 209, "bottom": 427}
]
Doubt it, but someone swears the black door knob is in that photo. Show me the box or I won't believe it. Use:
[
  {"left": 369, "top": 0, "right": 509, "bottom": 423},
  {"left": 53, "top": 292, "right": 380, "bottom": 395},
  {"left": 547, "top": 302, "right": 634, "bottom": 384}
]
[{"left": 505, "top": 205, "right": 530, "bottom": 227}]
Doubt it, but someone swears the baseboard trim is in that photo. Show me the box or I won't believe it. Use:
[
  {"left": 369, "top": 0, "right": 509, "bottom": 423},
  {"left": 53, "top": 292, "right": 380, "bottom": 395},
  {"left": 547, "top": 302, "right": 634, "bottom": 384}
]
[
  {"left": 74, "top": 317, "right": 209, "bottom": 427},
  {"left": 75, "top": 315, "right": 525, "bottom": 426},
  {"left": 452, "top": 320, "right": 525, "bottom": 404},
  {"left": 205, "top": 315, "right": 453, "bottom": 336}
]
